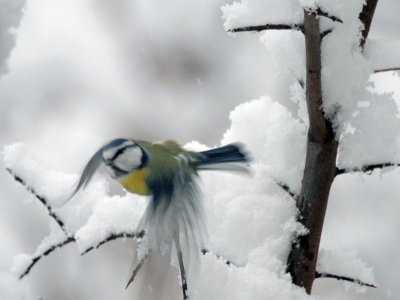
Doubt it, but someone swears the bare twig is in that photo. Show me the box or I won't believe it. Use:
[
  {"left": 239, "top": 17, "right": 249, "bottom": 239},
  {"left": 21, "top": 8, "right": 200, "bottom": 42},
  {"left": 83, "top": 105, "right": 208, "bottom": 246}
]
[
  {"left": 374, "top": 67, "right": 400, "bottom": 73},
  {"left": 228, "top": 5, "right": 343, "bottom": 34},
  {"left": 81, "top": 231, "right": 145, "bottom": 255},
  {"left": 6, "top": 168, "right": 68, "bottom": 234},
  {"left": 229, "top": 24, "right": 303, "bottom": 33},
  {"left": 336, "top": 163, "right": 400, "bottom": 176},
  {"left": 359, "top": 0, "right": 379, "bottom": 49},
  {"left": 314, "top": 8, "right": 343, "bottom": 23},
  {"left": 19, "top": 237, "right": 75, "bottom": 279},
  {"left": 316, "top": 272, "right": 377, "bottom": 288},
  {"left": 201, "top": 248, "right": 238, "bottom": 267},
  {"left": 320, "top": 28, "right": 333, "bottom": 40},
  {"left": 275, "top": 181, "right": 299, "bottom": 201}
]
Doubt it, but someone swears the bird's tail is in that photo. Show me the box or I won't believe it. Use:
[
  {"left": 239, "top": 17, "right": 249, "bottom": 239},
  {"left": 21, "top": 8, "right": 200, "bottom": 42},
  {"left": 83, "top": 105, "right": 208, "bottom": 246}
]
[{"left": 195, "top": 143, "right": 250, "bottom": 172}]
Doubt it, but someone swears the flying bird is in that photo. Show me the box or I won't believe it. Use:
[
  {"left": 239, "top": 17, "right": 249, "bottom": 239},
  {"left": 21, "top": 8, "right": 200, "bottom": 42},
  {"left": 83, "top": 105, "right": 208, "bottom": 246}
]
[{"left": 70, "top": 138, "right": 250, "bottom": 299}]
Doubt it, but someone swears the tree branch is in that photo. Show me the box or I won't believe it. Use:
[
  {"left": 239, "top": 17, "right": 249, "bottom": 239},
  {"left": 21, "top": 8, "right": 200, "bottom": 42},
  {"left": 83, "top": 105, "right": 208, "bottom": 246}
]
[
  {"left": 320, "top": 28, "right": 333, "bottom": 40},
  {"left": 315, "top": 272, "right": 377, "bottom": 288},
  {"left": 314, "top": 8, "right": 343, "bottom": 23},
  {"left": 228, "top": 6, "right": 343, "bottom": 34},
  {"left": 374, "top": 67, "right": 400, "bottom": 73},
  {"left": 201, "top": 248, "right": 238, "bottom": 267},
  {"left": 275, "top": 181, "right": 299, "bottom": 201},
  {"left": 358, "top": 0, "right": 379, "bottom": 49},
  {"left": 81, "top": 231, "right": 145, "bottom": 255},
  {"left": 19, "top": 237, "right": 75, "bottom": 279},
  {"left": 229, "top": 24, "right": 303, "bottom": 33},
  {"left": 336, "top": 163, "right": 400, "bottom": 176},
  {"left": 6, "top": 168, "right": 68, "bottom": 235},
  {"left": 286, "top": 10, "right": 339, "bottom": 294}
]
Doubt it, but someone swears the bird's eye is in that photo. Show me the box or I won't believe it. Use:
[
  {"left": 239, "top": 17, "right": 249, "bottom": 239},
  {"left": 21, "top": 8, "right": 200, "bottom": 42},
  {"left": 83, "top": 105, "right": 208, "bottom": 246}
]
[
  {"left": 102, "top": 140, "right": 136, "bottom": 162},
  {"left": 102, "top": 148, "right": 119, "bottom": 162}
]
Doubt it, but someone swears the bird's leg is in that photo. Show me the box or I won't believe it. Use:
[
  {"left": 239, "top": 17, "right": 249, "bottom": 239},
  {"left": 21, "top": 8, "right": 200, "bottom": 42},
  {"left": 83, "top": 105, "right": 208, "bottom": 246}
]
[{"left": 175, "top": 237, "right": 188, "bottom": 300}]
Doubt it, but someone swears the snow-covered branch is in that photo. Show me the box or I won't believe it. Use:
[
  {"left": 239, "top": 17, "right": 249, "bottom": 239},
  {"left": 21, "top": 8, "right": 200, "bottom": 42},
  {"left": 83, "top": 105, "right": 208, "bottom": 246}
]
[
  {"left": 18, "top": 237, "right": 75, "bottom": 279},
  {"left": 201, "top": 248, "right": 237, "bottom": 267},
  {"left": 374, "top": 67, "right": 400, "bottom": 73},
  {"left": 229, "top": 23, "right": 303, "bottom": 33},
  {"left": 80, "top": 231, "right": 144, "bottom": 255},
  {"left": 5, "top": 162, "right": 236, "bottom": 285},
  {"left": 336, "top": 163, "right": 400, "bottom": 176},
  {"left": 315, "top": 272, "right": 376, "bottom": 288},
  {"left": 320, "top": 29, "right": 333, "bottom": 40},
  {"left": 275, "top": 181, "right": 299, "bottom": 201},
  {"left": 6, "top": 168, "right": 68, "bottom": 234},
  {"left": 228, "top": 7, "right": 342, "bottom": 34},
  {"left": 5, "top": 163, "right": 145, "bottom": 279},
  {"left": 313, "top": 8, "right": 342, "bottom": 24}
]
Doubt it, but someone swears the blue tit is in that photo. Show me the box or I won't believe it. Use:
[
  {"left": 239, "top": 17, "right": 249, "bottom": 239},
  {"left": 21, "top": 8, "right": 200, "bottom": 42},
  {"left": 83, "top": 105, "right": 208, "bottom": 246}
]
[{"left": 70, "top": 138, "right": 249, "bottom": 294}]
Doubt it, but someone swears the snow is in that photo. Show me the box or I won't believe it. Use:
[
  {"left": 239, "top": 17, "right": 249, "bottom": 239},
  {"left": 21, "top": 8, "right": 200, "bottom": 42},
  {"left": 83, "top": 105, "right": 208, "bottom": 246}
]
[
  {"left": 2, "top": 97, "right": 315, "bottom": 299},
  {"left": 10, "top": 253, "right": 32, "bottom": 276},
  {"left": 317, "top": 248, "right": 375, "bottom": 289},
  {"left": 365, "top": 38, "right": 400, "bottom": 72},
  {"left": 222, "top": 97, "right": 307, "bottom": 193},
  {"left": 0, "top": 271, "right": 28, "bottom": 300},
  {"left": 75, "top": 194, "right": 146, "bottom": 252},
  {"left": 3, "top": 94, "right": 375, "bottom": 299},
  {"left": 2, "top": 0, "right": 400, "bottom": 299},
  {"left": 222, "top": 0, "right": 303, "bottom": 31},
  {"left": 0, "top": 0, "right": 25, "bottom": 76}
]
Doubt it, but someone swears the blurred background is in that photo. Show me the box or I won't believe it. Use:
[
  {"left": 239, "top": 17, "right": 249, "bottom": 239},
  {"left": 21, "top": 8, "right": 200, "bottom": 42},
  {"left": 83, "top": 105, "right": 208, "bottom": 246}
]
[{"left": 1, "top": 0, "right": 400, "bottom": 299}]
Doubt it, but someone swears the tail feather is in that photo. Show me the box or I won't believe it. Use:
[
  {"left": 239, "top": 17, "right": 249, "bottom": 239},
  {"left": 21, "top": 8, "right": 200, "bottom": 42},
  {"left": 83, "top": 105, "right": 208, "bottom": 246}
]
[{"left": 197, "top": 143, "right": 249, "bottom": 166}]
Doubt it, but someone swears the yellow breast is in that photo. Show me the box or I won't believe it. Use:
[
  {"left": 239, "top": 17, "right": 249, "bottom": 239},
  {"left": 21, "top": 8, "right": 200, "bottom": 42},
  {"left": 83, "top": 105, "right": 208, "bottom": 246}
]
[{"left": 117, "top": 168, "right": 150, "bottom": 196}]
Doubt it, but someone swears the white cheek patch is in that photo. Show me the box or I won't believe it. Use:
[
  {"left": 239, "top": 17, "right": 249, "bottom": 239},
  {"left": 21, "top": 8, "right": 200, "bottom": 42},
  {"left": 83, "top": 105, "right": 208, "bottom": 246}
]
[
  {"left": 113, "top": 146, "right": 143, "bottom": 172},
  {"left": 104, "top": 164, "right": 118, "bottom": 178}
]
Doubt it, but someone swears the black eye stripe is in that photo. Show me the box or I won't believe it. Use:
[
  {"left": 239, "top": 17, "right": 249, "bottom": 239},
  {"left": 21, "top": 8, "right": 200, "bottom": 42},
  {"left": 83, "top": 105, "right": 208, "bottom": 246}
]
[
  {"left": 110, "top": 147, "right": 126, "bottom": 161},
  {"left": 109, "top": 145, "right": 137, "bottom": 161}
]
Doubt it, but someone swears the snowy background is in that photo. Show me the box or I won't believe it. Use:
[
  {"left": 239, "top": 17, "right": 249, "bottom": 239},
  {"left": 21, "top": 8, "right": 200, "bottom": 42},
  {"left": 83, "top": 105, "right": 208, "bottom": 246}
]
[{"left": 1, "top": 0, "right": 400, "bottom": 299}]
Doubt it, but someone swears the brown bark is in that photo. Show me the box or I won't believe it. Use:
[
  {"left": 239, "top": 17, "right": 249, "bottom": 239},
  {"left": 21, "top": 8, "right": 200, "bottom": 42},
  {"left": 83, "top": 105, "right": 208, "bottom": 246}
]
[
  {"left": 359, "top": 0, "right": 378, "bottom": 49},
  {"left": 287, "top": 1, "right": 380, "bottom": 293},
  {"left": 286, "top": 10, "right": 338, "bottom": 294}
]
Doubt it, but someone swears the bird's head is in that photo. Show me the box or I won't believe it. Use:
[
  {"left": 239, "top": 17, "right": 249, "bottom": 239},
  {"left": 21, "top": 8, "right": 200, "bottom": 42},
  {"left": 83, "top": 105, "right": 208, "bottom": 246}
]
[
  {"left": 69, "top": 138, "right": 148, "bottom": 199},
  {"left": 102, "top": 138, "right": 147, "bottom": 178}
]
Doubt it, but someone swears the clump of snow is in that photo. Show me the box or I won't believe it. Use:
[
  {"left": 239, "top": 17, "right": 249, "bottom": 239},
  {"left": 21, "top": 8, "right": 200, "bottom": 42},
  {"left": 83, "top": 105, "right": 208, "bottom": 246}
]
[
  {"left": 338, "top": 92, "right": 400, "bottom": 169},
  {"left": 3, "top": 143, "right": 77, "bottom": 206},
  {"left": 298, "top": 0, "right": 319, "bottom": 10},
  {"left": 260, "top": 30, "right": 305, "bottom": 81},
  {"left": 35, "top": 221, "right": 69, "bottom": 255},
  {"left": 75, "top": 194, "right": 146, "bottom": 252},
  {"left": 222, "top": 97, "right": 306, "bottom": 193},
  {"left": 222, "top": 0, "right": 303, "bottom": 32},
  {"left": 191, "top": 252, "right": 313, "bottom": 300}
]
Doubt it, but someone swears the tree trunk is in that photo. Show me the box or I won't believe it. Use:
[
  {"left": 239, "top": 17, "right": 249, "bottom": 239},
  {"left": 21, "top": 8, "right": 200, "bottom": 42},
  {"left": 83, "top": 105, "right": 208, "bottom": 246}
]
[{"left": 286, "top": 10, "right": 338, "bottom": 294}]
